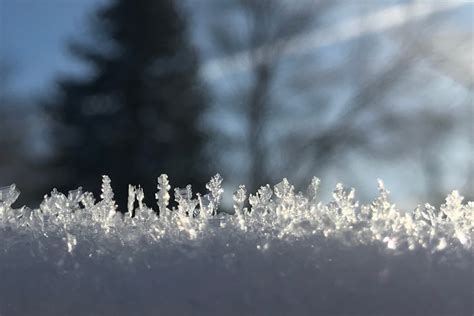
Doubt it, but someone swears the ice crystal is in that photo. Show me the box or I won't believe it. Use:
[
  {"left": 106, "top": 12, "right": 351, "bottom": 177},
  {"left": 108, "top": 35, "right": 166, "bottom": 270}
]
[
  {"left": 155, "top": 174, "right": 171, "bottom": 215},
  {"left": 249, "top": 184, "right": 273, "bottom": 213},
  {"left": 307, "top": 176, "right": 320, "bottom": 202},
  {"left": 206, "top": 173, "right": 224, "bottom": 215},
  {"left": 233, "top": 185, "right": 248, "bottom": 231},
  {"left": 330, "top": 183, "right": 358, "bottom": 225},
  {"left": 233, "top": 185, "right": 247, "bottom": 212},
  {"left": 274, "top": 178, "right": 294, "bottom": 200},
  {"left": 174, "top": 185, "right": 198, "bottom": 217},
  {"left": 127, "top": 185, "right": 136, "bottom": 216},
  {"left": 99, "top": 175, "right": 117, "bottom": 215},
  {"left": 0, "top": 184, "right": 19, "bottom": 208}
]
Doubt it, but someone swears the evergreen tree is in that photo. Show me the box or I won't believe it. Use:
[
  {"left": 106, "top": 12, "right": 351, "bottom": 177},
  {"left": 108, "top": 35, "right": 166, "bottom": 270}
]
[{"left": 47, "top": 0, "right": 207, "bottom": 208}]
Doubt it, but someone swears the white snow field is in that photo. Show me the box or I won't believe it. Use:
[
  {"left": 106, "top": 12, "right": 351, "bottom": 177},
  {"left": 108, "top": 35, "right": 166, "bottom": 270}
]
[{"left": 0, "top": 175, "right": 472, "bottom": 315}]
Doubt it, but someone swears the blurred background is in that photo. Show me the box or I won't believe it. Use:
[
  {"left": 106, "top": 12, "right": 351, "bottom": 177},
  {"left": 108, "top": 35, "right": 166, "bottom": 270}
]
[{"left": 0, "top": 0, "right": 472, "bottom": 210}]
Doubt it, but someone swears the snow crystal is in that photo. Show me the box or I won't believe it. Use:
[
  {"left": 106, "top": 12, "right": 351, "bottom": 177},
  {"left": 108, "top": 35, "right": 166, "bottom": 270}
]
[
  {"left": 0, "top": 184, "right": 19, "bottom": 208},
  {"left": 0, "top": 175, "right": 471, "bottom": 255},
  {"left": 205, "top": 173, "right": 224, "bottom": 216},
  {"left": 155, "top": 174, "right": 171, "bottom": 215}
]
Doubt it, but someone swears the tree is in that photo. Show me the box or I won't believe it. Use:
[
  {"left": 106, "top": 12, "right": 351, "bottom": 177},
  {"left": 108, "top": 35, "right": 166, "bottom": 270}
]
[
  {"left": 204, "top": 0, "right": 320, "bottom": 193},
  {"left": 47, "top": 0, "right": 207, "bottom": 208},
  {"left": 204, "top": 0, "right": 470, "bottom": 203},
  {"left": 0, "top": 61, "right": 51, "bottom": 205}
]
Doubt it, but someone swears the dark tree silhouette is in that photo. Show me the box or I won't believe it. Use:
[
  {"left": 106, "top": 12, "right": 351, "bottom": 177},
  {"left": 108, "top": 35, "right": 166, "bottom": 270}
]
[{"left": 47, "top": 0, "right": 207, "bottom": 208}]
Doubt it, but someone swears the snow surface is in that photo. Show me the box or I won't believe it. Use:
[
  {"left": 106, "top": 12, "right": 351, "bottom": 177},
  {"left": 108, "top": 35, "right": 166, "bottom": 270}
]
[{"left": 0, "top": 175, "right": 472, "bottom": 315}]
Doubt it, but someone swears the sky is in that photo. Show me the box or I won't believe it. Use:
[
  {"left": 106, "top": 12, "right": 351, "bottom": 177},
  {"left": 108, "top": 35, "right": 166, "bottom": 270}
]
[
  {"left": 199, "top": 1, "right": 471, "bottom": 81},
  {"left": 0, "top": 0, "right": 106, "bottom": 96},
  {"left": 1, "top": 0, "right": 471, "bottom": 96}
]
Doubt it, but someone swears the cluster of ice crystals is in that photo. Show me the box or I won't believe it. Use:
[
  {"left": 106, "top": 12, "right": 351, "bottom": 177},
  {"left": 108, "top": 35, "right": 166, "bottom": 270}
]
[
  {"left": 0, "top": 175, "right": 472, "bottom": 257},
  {"left": 249, "top": 184, "right": 273, "bottom": 213}
]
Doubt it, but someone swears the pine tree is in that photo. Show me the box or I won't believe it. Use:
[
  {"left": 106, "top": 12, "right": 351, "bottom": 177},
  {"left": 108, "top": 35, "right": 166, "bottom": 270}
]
[{"left": 47, "top": 0, "right": 207, "bottom": 208}]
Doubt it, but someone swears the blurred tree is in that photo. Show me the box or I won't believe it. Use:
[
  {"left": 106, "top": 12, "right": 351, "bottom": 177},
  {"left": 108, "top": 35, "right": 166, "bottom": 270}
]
[
  {"left": 46, "top": 0, "right": 208, "bottom": 208},
  {"left": 0, "top": 63, "right": 25, "bottom": 188},
  {"left": 204, "top": 0, "right": 470, "bottom": 203},
  {"left": 204, "top": 0, "right": 321, "bottom": 192},
  {"left": 0, "top": 61, "right": 50, "bottom": 206}
]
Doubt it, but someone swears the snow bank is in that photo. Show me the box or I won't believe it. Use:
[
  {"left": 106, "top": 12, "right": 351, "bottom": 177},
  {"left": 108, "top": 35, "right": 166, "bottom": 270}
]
[{"left": 0, "top": 175, "right": 472, "bottom": 315}]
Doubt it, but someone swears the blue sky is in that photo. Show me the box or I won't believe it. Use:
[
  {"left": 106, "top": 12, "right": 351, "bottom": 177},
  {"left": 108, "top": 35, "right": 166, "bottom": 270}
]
[
  {"left": 1, "top": 0, "right": 105, "bottom": 96},
  {"left": 2, "top": 0, "right": 471, "bottom": 96}
]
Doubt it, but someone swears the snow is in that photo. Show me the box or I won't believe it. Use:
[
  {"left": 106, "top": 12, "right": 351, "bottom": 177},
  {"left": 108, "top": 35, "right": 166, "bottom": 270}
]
[{"left": 0, "top": 175, "right": 472, "bottom": 315}]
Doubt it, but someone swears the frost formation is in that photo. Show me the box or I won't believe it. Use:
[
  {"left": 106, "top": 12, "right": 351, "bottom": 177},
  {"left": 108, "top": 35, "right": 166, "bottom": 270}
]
[{"left": 0, "top": 174, "right": 472, "bottom": 256}]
